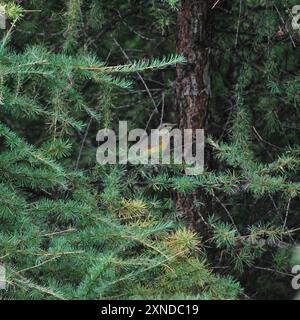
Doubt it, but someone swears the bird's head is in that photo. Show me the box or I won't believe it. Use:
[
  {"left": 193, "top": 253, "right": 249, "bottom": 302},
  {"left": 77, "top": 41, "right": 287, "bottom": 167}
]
[{"left": 157, "top": 123, "right": 177, "bottom": 134}]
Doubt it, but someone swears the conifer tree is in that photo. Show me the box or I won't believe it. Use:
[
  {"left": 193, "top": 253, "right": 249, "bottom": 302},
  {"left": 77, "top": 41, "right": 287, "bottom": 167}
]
[{"left": 0, "top": 1, "right": 241, "bottom": 300}]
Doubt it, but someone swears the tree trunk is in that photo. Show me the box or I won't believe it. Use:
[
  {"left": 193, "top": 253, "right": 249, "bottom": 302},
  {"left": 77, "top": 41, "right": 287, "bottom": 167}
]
[{"left": 176, "top": 0, "right": 211, "bottom": 229}]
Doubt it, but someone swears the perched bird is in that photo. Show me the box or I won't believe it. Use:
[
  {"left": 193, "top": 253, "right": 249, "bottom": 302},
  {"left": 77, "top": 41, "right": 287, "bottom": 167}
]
[
  {"left": 146, "top": 123, "right": 176, "bottom": 156},
  {"left": 129, "top": 123, "right": 176, "bottom": 163}
]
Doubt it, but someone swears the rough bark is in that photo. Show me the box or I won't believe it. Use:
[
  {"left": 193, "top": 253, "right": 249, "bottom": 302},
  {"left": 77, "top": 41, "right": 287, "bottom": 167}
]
[{"left": 176, "top": 0, "right": 211, "bottom": 229}]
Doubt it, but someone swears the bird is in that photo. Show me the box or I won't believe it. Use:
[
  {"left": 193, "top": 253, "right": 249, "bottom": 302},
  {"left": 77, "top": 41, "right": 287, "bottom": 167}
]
[
  {"left": 129, "top": 123, "right": 176, "bottom": 164},
  {"left": 146, "top": 123, "right": 176, "bottom": 155}
]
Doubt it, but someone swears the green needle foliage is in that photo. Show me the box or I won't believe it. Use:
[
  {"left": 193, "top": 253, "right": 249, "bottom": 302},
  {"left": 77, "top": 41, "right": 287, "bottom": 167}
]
[{"left": 0, "top": 2, "right": 241, "bottom": 300}]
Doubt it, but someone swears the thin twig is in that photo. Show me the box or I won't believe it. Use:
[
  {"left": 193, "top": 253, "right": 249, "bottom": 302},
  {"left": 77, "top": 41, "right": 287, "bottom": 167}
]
[
  {"left": 212, "top": 0, "right": 222, "bottom": 9},
  {"left": 273, "top": 3, "right": 296, "bottom": 48},
  {"left": 254, "top": 266, "right": 293, "bottom": 277},
  {"left": 252, "top": 126, "right": 282, "bottom": 150},
  {"left": 283, "top": 197, "right": 291, "bottom": 229},
  {"left": 23, "top": 10, "right": 42, "bottom": 13},
  {"left": 13, "top": 256, "right": 60, "bottom": 275},
  {"left": 213, "top": 191, "right": 241, "bottom": 235},
  {"left": 117, "top": 10, "right": 153, "bottom": 41},
  {"left": 41, "top": 228, "right": 77, "bottom": 237},
  {"left": 218, "top": 99, "right": 234, "bottom": 142},
  {"left": 159, "top": 93, "right": 165, "bottom": 126},
  {"left": 75, "top": 113, "right": 96, "bottom": 169},
  {"left": 268, "top": 193, "right": 280, "bottom": 216},
  {"left": 75, "top": 47, "right": 113, "bottom": 169},
  {"left": 235, "top": 0, "right": 243, "bottom": 48},
  {"left": 113, "top": 37, "right": 159, "bottom": 130}
]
